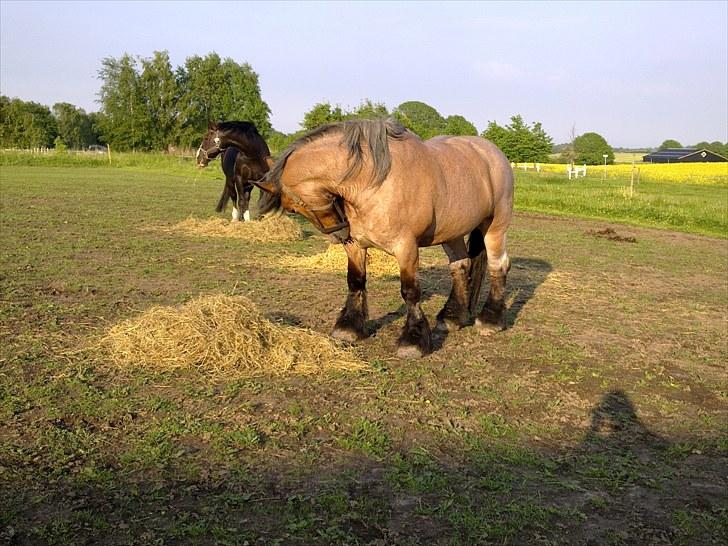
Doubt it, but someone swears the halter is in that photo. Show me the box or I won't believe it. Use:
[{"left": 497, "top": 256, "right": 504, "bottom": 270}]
[
  {"left": 196, "top": 136, "right": 223, "bottom": 163},
  {"left": 279, "top": 185, "right": 349, "bottom": 235}
]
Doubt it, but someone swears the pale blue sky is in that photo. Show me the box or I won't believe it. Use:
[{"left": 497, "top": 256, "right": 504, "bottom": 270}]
[{"left": 1, "top": 0, "right": 726, "bottom": 147}]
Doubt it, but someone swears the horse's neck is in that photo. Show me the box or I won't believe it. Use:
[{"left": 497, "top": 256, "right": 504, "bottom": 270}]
[{"left": 221, "top": 133, "right": 268, "bottom": 159}]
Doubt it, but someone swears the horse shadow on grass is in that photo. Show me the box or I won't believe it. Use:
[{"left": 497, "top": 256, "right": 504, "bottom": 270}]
[
  {"left": 7, "top": 389, "right": 725, "bottom": 545},
  {"left": 367, "top": 256, "right": 552, "bottom": 352}
]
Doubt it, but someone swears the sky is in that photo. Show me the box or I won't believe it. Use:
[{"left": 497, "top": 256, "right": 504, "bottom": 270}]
[{"left": 1, "top": 0, "right": 726, "bottom": 148}]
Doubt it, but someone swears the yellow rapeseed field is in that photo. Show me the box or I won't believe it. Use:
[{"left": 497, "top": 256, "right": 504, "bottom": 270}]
[{"left": 532, "top": 162, "right": 727, "bottom": 185}]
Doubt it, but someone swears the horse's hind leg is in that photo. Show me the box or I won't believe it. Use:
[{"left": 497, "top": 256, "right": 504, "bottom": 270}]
[
  {"left": 395, "top": 241, "right": 432, "bottom": 358},
  {"left": 332, "top": 239, "right": 369, "bottom": 342},
  {"left": 475, "top": 219, "right": 510, "bottom": 336},
  {"left": 436, "top": 237, "right": 471, "bottom": 331}
]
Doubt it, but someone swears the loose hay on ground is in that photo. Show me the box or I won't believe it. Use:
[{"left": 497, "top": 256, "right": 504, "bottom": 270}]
[
  {"left": 278, "top": 244, "right": 401, "bottom": 277},
  {"left": 164, "top": 213, "right": 303, "bottom": 242},
  {"left": 99, "top": 294, "right": 365, "bottom": 376}
]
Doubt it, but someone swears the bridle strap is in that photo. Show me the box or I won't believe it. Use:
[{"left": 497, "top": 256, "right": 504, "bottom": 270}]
[{"left": 279, "top": 185, "right": 349, "bottom": 234}]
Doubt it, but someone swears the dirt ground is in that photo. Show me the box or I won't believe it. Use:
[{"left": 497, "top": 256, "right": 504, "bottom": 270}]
[{"left": 1, "top": 168, "right": 726, "bottom": 545}]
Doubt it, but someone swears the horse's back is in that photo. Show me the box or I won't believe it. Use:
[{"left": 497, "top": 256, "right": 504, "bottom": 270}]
[{"left": 421, "top": 135, "right": 513, "bottom": 213}]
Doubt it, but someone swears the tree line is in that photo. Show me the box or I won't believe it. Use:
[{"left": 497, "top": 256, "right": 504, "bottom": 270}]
[{"left": 2, "top": 50, "right": 725, "bottom": 163}]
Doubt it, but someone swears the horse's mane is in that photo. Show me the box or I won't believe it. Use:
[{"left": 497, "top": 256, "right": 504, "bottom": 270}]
[
  {"left": 258, "top": 119, "right": 409, "bottom": 215},
  {"left": 217, "top": 121, "right": 271, "bottom": 157},
  {"left": 267, "top": 118, "right": 409, "bottom": 188}
]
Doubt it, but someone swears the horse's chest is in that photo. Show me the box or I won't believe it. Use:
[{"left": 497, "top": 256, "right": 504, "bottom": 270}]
[{"left": 351, "top": 232, "right": 392, "bottom": 254}]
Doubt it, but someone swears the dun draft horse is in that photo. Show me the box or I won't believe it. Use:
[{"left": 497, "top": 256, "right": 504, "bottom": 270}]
[
  {"left": 196, "top": 121, "right": 273, "bottom": 221},
  {"left": 253, "top": 119, "right": 513, "bottom": 358}
]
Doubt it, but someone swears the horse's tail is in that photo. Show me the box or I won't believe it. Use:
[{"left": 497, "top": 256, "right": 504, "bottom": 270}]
[
  {"left": 467, "top": 227, "right": 487, "bottom": 314},
  {"left": 215, "top": 185, "right": 229, "bottom": 213}
]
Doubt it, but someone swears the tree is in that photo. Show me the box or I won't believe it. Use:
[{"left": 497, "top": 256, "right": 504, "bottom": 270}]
[
  {"left": 0, "top": 96, "right": 57, "bottom": 148},
  {"left": 301, "top": 102, "right": 345, "bottom": 130},
  {"left": 52, "top": 102, "right": 95, "bottom": 149},
  {"left": 573, "top": 132, "right": 614, "bottom": 165},
  {"left": 443, "top": 115, "right": 478, "bottom": 136},
  {"left": 346, "top": 99, "right": 389, "bottom": 121},
  {"left": 96, "top": 54, "right": 145, "bottom": 150},
  {"left": 694, "top": 141, "right": 728, "bottom": 157},
  {"left": 138, "top": 51, "right": 178, "bottom": 150},
  {"left": 175, "top": 53, "right": 271, "bottom": 147},
  {"left": 481, "top": 115, "right": 553, "bottom": 163},
  {"left": 658, "top": 139, "right": 682, "bottom": 150},
  {"left": 392, "top": 101, "right": 446, "bottom": 139}
]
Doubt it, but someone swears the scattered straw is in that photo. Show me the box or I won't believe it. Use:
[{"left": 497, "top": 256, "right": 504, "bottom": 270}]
[
  {"left": 163, "top": 213, "right": 303, "bottom": 242},
  {"left": 99, "top": 294, "right": 365, "bottom": 377},
  {"left": 278, "top": 244, "right": 400, "bottom": 277}
]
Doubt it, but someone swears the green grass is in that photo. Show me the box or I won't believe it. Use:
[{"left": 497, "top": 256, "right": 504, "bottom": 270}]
[
  {"left": 0, "top": 149, "right": 221, "bottom": 179},
  {"left": 515, "top": 171, "right": 727, "bottom": 237},
  {"left": 1, "top": 164, "right": 726, "bottom": 545}
]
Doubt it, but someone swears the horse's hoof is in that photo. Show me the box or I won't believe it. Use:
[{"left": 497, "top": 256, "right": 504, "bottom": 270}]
[
  {"left": 474, "top": 318, "right": 505, "bottom": 336},
  {"left": 332, "top": 328, "right": 364, "bottom": 343},
  {"left": 435, "top": 318, "right": 461, "bottom": 333},
  {"left": 396, "top": 343, "right": 426, "bottom": 359}
]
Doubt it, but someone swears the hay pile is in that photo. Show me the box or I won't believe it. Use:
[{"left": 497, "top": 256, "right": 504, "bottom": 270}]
[
  {"left": 166, "top": 213, "right": 303, "bottom": 242},
  {"left": 279, "top": 244, "right": 400, "bottom": 277},
  {"left": 100, "top": 294, "right": 365, "bottom": 376}
]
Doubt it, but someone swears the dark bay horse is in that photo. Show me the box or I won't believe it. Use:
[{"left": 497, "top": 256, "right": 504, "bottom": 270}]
[
  {"left": 253, "top": 119, "right": 513, "bottom": 358},
  {"left": 196, "top": 121, "right": 273, "bottom": 221}
]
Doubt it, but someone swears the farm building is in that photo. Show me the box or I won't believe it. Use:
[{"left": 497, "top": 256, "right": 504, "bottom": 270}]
[{"left": 642, "top": 148, "right": 727, "bottom": 163}]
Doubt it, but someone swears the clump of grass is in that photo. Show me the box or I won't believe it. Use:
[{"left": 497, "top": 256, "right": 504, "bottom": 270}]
[
  {"left": 163, "top": 213, "right": 303, "bottom": 242},
  {"left": 279, "top": 244, "right": 400, "bottom": 277},
  {"left": 99, "top": 294, "right": 365, "bottom": 376}
]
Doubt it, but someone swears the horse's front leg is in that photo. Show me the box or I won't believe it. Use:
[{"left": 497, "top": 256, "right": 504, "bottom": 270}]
[
  {"left": 332, "top": 240, "right": 369, "bottom": 342},
  {"left": 236, "top": 181, "right": 253, "bottom": 221},
  {"left": 395, "top": 242, "right": 432, "bottom": 358}
]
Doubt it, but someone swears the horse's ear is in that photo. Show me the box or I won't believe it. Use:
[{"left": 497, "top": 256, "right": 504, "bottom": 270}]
[
  {"left": 251, "top": 178, "right": 279, "bottom": 194},
  {"left": 208, "top": 121, "right": 217, "bottom": 130}
]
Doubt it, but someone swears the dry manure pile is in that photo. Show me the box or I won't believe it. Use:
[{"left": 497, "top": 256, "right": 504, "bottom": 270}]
[
  {"left": 100, "top": 294, "right": 365, "bottom": 376},
  {"left": 163, "top": 213, "right": 303, "bottom": 242}
]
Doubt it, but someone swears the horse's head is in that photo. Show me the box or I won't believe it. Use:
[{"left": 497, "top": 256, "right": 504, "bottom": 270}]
[
  {"left": 196, "top": 122, "right": 224, "bottom": 167},
  {"left": 253, "top": 169, "right": 350, "bottom": 241}
]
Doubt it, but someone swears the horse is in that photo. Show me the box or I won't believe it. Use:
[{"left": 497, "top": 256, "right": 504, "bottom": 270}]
[
  {"left": 196, "top": 121, "right": 273, "bottom": 221},
  {"left": 253, "top": 118, "right": 513, "bottom": 358}
]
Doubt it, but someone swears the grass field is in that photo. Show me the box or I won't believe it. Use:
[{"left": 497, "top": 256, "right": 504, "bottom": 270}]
[
  {"left": 514, "top": 171, "right": 727, "bottom": 238},
  {"left": 1, "top": 165, "right": 727, "bottom": 545}
]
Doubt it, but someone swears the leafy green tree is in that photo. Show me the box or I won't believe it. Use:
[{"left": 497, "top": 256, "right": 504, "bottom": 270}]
[
  {"left": 694, "top": 141, "right": 728, "bottom": 157},
  {"left": 138, "top": 51, "right": 178, "bottom": 150},
  {"left": 708, "top": 141, "right": 728, "bottom": 157},
  {"left": 53, "top": 135, "right": 67, "bottom": 152},
  {"left": 482, "top": 115, "right": 553, "bottom": 162},
  {"left": 573, "top": 132, "right": 614, "bottom": 165},
  {"left": 96, "top": 54, "right": 145, "bottom": 150},
  {"left": 0, "top": 96, "right": 57, "bottom": 148},
  {"left": 392, "top": 101, "right": 446, "bottom": 139},
  {"left": 87, "top": 112, "right": 106, "bottom": 146},
  {"left": 175, "top": 53, "right": 271, "bottom": 147},
  {"left": 267, "top": 129, "right": 303, "bottom": 156},
  {"left": 346, "top": 99, "right": 389, "bottom": 120},
  {"left": 444, "top": 115, "right": 478, "bottom": 136},
  {"left": 52, "top": 102, "right": 95, "bottom": 149},
  {"left": 301, "top": 102, "right": 345, "bottom": 130},
  {"left": 218, "top": 57, "right": 271, "bottom": 136},
  {"left": 658, "top": 139, "right": 682, "bottom": 150}
]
